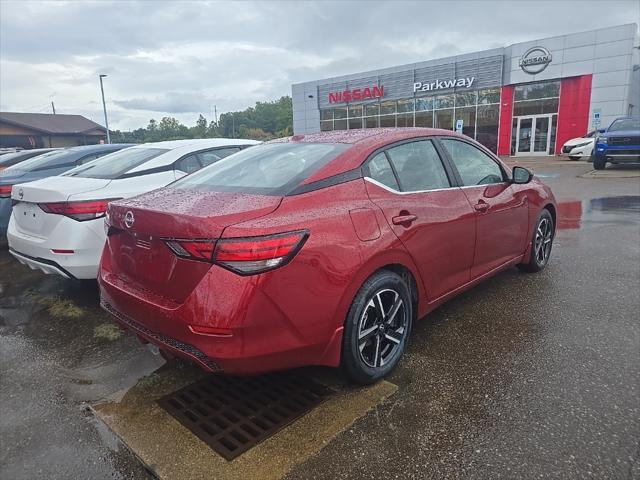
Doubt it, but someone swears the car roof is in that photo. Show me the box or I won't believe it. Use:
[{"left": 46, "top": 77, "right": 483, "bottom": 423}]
[
  {"left": 270, "top": 128, "right": 461, "bottom": 184},
  {"left": 125, "top": 138, "right": 260, "bottom": 173},
  {"left": 269, "top": 128, "right": 456, "bottom": 146},
  {"left": 130, "top": 138, "right": 260, "bottom": 149},
  {"left": 66, "top": 143, "right": 133, "bottom": 151}
]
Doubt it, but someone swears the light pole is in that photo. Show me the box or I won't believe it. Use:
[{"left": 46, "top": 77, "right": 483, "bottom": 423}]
[{"left": 98, "top": 74, "right": 111, "bottom": 144}]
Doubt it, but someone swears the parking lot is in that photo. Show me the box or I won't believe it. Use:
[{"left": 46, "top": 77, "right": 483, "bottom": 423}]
[{"left": 1, "top": 157, "right": 639, "bottom": 479}]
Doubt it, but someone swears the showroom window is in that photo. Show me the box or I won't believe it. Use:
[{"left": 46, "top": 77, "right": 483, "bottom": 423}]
[
  {"left": 317, "top": 86, "right": 502, "bottom": 152},
  {"left": 513, "top": 80, "right": 560, "bottom": 116}
]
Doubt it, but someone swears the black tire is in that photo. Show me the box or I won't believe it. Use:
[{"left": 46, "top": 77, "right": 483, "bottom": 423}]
[
  {"left": 593, "top": 155, "right": 607, "bottom": 170},
  {"left": 341, "top": 270, "right": 412, "bottom": 385},
  {"left": 568, "top": 155, "right": 581, "bottom": 161},
  {"left": 518, "top": 209, "right": 555, "bottom": 273}
]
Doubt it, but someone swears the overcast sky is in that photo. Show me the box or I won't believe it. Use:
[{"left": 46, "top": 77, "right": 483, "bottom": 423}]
[{"left": 1, "top": 1, "right": 638, "bottom": 131}]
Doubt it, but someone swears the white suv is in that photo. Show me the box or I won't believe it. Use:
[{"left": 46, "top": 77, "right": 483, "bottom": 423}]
[{"left": 7, "top": 138, "right": 259, "bottom": 279}]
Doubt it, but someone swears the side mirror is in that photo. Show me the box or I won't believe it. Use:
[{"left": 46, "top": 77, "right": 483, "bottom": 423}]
[
  {"left": 512, "top": 166, "right": 533, "bottom": 184},
  {"left": 597, "top": 128, "right": 606, "bottom": 134}
]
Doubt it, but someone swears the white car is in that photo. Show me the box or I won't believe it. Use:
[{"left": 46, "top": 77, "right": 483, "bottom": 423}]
[
  {"left": 561, "top": 131, "right": 595, "bottom": 160},
  {"left": 7, "top": 138, "right": 259, "bottom": 279}
]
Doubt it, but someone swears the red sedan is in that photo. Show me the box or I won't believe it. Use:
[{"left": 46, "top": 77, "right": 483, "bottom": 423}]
[{"left": 99, "top": 128, "right": 556, "bottom": 384}]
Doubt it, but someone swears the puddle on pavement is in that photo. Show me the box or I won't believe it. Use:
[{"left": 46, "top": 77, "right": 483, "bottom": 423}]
[
  {"left": 557, "top": 195, "right": 640, "bottom": 230},
  {"left": 92, "top": 364, "right": 396, "bottom": 480}
]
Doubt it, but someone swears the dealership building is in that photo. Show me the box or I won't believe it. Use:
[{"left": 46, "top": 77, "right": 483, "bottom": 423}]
[{"left": 292, "top": 23, "right": 639, "bottom": 156}]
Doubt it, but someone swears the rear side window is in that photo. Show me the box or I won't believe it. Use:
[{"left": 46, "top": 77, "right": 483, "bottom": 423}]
[
  {"left": 3, "top": 149, "right": 76, "bottom": 172},
  {"left": 385, "top": 140, "right": 451, "bottom": 191},
  {"left": 0, "top": 150, "right": 51, "bottom": 168},
  {"left": 440, "top": 138, "right": 504, "bottom": 186},
  {"left": 64, "top": 147, "right": 168, "bottom": 179},
  {"left": 170, "top": 143, "right": 350, "bottom": 196},
  {"left": 365, "top": 152, "right": 399, "bottom": 190},
  {"left": 175, "top": 154, "right": 200, "bottom": 174},
  {"left": 198, "top": 147, "right": 240, "bottom": 166}
]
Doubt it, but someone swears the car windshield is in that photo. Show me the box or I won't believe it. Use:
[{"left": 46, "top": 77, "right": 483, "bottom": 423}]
[
  {"left": 169, "top": 142, "right": 350, "bottom": 196},
  {"left": 3, "top": 149, "right": 70, "bottom": 172},
  {"left": 64, "top": 147, "right": 168, "bottom": 179},
  {"left": 608, "top": 118, "right": 640, "bottom": 132}
]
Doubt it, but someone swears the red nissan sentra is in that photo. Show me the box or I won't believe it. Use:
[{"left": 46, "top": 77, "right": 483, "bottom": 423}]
[{"left": 99, "top": 128, "right": 556, "bottom": 384}]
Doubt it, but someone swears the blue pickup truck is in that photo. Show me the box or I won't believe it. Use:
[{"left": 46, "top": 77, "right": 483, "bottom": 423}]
[{"left": 592, "top": 117, "right": 640, "bottom": 170}]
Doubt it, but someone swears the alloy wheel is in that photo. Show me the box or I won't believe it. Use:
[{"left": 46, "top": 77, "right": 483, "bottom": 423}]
[
  {"left": 534, "top": 217, "right": 553, "bottom": 265},
  {"left": 357, "top": 288, "right": 408, "bottom": 368}
]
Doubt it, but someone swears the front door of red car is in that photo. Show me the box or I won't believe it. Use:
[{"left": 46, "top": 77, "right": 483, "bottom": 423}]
[
  {"left": 363, "top": 139, "right": 476, "bottom": 301},
  {"left": 439, "top": 138, "right": 529, "bottom": 279}
]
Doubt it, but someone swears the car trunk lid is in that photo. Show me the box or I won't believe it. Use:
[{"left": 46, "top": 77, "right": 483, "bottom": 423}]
[
  {"left": 105, "top": 188, "right": 282, "bottom": 303},
  {"left": 11, "top": 176, "right": 112, "bottom": 238}
]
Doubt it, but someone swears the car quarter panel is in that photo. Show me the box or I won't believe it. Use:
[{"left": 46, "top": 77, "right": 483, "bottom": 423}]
[{"left": 220, "top": 178, "right": 426, "bottom": 357}]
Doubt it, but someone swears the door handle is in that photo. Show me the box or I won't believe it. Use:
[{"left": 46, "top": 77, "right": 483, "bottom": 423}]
[
  {"left": 392, "top": 214, "right": 417, "bottom": 226},
  {"left": 474, "top": 201, "right": 490, "bottom": 212}
]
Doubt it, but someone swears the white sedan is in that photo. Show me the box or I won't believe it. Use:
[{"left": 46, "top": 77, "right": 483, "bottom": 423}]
[
  {"left": 561, "top": 131, "right": 595, "bottom": 160},
  {"left": 7, "top": 138, "right": 259, "bottom": 279}
]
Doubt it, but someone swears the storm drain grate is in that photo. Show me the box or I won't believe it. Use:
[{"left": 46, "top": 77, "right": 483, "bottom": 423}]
[{"left": 158, "top": 372, "right": 334, "bottom": 460}]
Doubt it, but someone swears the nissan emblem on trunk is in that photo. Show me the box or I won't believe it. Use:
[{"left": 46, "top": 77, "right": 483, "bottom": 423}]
[
  {"left": 519, "top": 46, "right": 552, "bottom": 74},
  {"left": 124, "top": 211, "right": 135, "bottom": 228},
  {"left": 18, "top": 188, "right": 23, "bottom": 199}
]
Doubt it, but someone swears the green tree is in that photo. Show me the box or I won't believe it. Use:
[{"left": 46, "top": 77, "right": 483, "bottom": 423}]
[
  {"left": 110, "top": 96, "right": 293, "bottom": 143},
  {"left": 190, "top": 114, "right": 209, "bottom": 139}
]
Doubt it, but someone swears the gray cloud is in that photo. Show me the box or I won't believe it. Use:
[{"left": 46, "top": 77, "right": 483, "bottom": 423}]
[
  {"left": 1, "top": 0, "right": 638, "bottom": 130},
  {"left": 114, "top": 92, "right": 212, "bottom": 113}
]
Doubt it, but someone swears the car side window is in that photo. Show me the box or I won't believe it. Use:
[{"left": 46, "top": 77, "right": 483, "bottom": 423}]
[
  {"left": 385, "top": 140, "right": 451, "bottom": 192},
  {"left": 197, "top": 147, "right": 241, "bottom": 167},
  {"left": 365, "top": 152, "right": 400, "bottom": 191},
  {"left": 175, "top": 154, "right": 201, "bottom": 174},
  {"left": 440, "top": 138, "right": 504, "bottom": 186}
]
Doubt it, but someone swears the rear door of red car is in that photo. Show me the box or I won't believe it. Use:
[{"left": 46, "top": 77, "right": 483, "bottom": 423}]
[
  {"left": 438, "top": 138, "right": 529, "bottom": 279},
  {"left": 363, "top": 138, "right": 476, "bottom": 300}
]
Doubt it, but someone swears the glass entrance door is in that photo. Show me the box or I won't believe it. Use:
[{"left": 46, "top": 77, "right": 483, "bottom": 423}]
[{"left": 515, "top": 115, "right": 553, "bottom": 156}]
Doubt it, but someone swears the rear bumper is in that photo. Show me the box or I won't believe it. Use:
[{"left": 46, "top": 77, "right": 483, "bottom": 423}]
[
  {"left": 100, "top": 299, "right": 223, "bottom": 372},
  {"left": 98, "top": 265, "right": 339, "bottom": 375},
  {"left": 7, "top": 213, "right": 105, "bottom": 279},
  {"left": 9, "top": 247, "right": 75, "bottom": 278}
]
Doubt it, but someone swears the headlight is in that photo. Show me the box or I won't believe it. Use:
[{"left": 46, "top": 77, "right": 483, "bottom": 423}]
[
  {"left": 573, "top": 141, "right": 591, "bottom": 148},
  {"left": 596, "top": 136, "right": 607, "bottom": 145}
]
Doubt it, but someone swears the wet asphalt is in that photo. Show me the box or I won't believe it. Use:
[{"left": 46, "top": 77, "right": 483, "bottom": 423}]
[{"left": 1, "top": 158, "right": 639, "bottom": 479}]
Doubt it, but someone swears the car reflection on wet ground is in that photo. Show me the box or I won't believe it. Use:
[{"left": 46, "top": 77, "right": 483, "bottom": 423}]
[{"left": 1, "top": 158, "right": 639, "bottom": 479}]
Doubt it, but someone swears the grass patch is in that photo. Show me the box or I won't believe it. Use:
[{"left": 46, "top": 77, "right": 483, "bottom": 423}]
[
  {"left": 93, "top": 323, "right": 123, "bottom": 341},
  {"left": 36, "top": 294, "right": 84, "bottom": 319}
]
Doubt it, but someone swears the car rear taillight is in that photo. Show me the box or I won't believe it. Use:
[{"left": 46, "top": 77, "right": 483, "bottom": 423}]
[
  {"left": 0, "top": 185, "right": 12, "bottom": 198},
  {"left": 38, "top": 198, "right": 121, "bottom": 221},
  {"left": 163, "top": 230, "right": 309, "bottom": 275},
  {"left": 165, "top": 240, "right": 216, "bottom": 261}
]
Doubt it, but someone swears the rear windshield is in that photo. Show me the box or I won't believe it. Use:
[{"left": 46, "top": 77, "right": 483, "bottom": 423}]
[
  {"left": 3, "top": 149, "right": 73, "bottom": 172},
  {"left": 169, "top": 143, "right": 350, "bottom": 195},
  {"left": 64, "top": 147, "right": 168, "bottom": 179},
  {"left": 608, "top": 118, "right": 640, "bottom": 132},
  {"left": 0, "top": 150, "right": 45, "bottom": 167}
]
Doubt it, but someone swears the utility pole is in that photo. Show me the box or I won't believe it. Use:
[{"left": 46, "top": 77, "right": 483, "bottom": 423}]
[
  {"left": 51, "top": 101, "right": 56, "bottom": 114},
  {"left": 214, "top": 105, "right": 218, "bottom": 124},
  {"left": 98, "top": 74, "right": 111, "bottom": 144}
]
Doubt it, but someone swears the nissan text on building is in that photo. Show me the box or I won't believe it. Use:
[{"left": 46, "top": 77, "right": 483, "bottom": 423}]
[{"left": 292, "top": 24, "right": 640, "bottom": 156}]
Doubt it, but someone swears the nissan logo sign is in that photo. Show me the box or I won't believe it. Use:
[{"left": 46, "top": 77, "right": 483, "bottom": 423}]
[
  {"left": 124, "top": 211, "right": 135, "bottom": 229},
  {"left": 519, "top": 46, "right": 552, "bottom": 74},
  {"left": 18, "top": 188, "right": 23, "bottom": 199}
]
